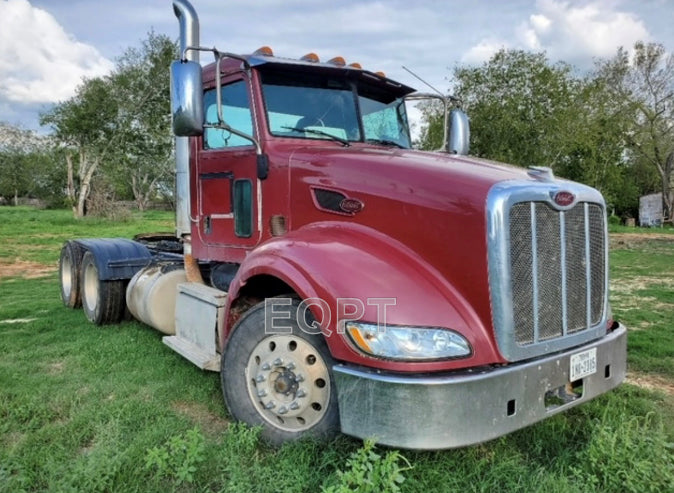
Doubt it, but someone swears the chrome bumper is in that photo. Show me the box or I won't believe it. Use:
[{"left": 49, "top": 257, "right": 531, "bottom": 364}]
[{"left": 333, "top": 324, "right": 626, "bottom": 450}]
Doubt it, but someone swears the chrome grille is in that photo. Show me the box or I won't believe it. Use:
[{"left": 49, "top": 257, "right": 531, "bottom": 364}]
[{"left": 508, "top": 201, "right": 606, "bottom": 346}]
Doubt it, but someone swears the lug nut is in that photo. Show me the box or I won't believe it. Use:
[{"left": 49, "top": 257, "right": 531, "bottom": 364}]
[
  {"left": 296, "top": 374, "right": 305, "bottom": 382},
  {"left": 256, "top": 374, "right": 266, "bottom": 383},
  {"left": 261, "top": 362, "right": 271, "bottom": 371},
  {"left": 296, "top": 389, "right": 306, "bottom": 398},
  {"left": 257, "top": 389, "right": 267, "bottom": 397},
  {"left": 273, "top": 358, "right": 283, "bottom": 366},
  {"left": 289, "top": 401, "right": 300, "bottom": 410},
  {"left": 265, "top": 401, "right": 276, "bottom": 409},
  {"left": 286, "top": 362, "right": 296, "bottom": 370},
  {"left": 278, "top": 406, "right": 288, "bottom": 415}
]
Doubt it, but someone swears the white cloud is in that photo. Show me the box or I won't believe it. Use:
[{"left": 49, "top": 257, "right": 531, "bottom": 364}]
[
  {"left": 518, "top": 0, "right": 651, "bottom": 64},
  {"left": 461, "top": 40, "right": 509, "bottom": 65},
  {"left": 0, "top": 0, "right": 113, "bottom": 105},
  {"left": 464, "top": 0, "right": 652, "bottom": 68}
]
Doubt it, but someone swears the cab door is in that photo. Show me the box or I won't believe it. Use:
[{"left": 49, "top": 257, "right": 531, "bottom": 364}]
[{"left": 196, "top": 75, "right": 261, "bottom": 250}]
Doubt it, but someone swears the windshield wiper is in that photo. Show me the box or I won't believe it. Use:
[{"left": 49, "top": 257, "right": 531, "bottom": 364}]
[
  {"left": 282, "top": 126, "right": 350, "bottom": 147},
  {"left": 365, "top": 138, "right": 405, "bottom": 149}
]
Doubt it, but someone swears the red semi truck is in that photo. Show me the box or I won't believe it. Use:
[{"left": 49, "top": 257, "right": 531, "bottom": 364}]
[{"left": 57, "top": 0, "right": 626, "bottom": 449}]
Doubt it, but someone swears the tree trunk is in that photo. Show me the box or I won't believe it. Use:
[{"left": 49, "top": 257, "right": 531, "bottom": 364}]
[
  {"left": 75, "top": 151, "right": 99, "bottom": 218},
  {"left": 65, "top": 153, "right": 77, "bottom": 217},
  {"left": 664, "top": 151, "right": 674, "bottom": 224}
]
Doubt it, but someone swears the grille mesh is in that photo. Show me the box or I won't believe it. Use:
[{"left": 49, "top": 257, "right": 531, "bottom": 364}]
[{"left": 509, "top": 201, "right": 606, "bottom": 346}]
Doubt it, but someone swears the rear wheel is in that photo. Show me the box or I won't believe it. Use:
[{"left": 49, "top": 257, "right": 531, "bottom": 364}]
[
  {"left": 221, "top": 298, "right": 339, "bottom": 445},
  {"left": 80, "top": 251, "right": 126, "bottom": 325},
  {"left": 59, "top": 241, "right": 84, "bottom": 308}
]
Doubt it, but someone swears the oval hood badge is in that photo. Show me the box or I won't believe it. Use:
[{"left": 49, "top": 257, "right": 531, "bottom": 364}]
[
  {"left": 340, "top": 198, "right": 364, "bottom": 214},
  {"left": 553, "top": 191, "right": 576, "bottom": 207}
]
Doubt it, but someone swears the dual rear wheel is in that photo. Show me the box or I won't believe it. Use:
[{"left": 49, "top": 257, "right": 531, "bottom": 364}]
[{"left": 58, "top": 242, "right": 126, "bottom": 325}]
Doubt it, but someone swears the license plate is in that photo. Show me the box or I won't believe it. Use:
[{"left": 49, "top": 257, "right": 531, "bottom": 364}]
[{"left": 570, "top": 348, "right": 597, "bottom": 381}]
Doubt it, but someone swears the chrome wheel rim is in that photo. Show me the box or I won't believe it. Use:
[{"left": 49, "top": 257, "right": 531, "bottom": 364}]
[
  {"left": 61, "top": 255, "right": 72, "bottom": 298},
  {"left": 246, "top": 334, "right": 330, "bottom": 432},
  {"left": 83, "top": 262, "right": 98, "bottom": 312}
]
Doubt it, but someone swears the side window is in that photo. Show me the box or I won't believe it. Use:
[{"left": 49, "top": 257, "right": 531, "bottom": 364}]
[{"left": 204, "top": 80, "right": 254, "bottom": 149}]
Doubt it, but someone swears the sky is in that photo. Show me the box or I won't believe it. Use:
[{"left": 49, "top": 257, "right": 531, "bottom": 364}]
[{"left": 1, "top": 0, "right": 672, "bottom": 133}]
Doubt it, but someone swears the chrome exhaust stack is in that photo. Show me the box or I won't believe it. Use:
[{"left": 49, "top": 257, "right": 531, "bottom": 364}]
[
  {"left": 172, "top": 0, "right": 204, "bottom": 283},
  {"left": 172, "top": 0, "right": 199, "bottom": 239}
]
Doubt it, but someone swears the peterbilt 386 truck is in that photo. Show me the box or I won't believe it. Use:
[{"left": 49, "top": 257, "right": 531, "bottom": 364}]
[{"left": 57, "top": 0, "right": 626, "bottom": 449}]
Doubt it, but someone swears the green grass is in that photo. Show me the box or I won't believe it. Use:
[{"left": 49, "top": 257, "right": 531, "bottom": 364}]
[{"left": 1, "top": 207, "right": 673, "bottom": 492}]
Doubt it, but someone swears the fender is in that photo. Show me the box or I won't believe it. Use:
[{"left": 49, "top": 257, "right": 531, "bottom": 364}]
[
  {"left": 75, "top": 238, "right": 152, "bottom": 281},
  {"left": 224, "top": 221, "right": 504, "bottom": 373}
]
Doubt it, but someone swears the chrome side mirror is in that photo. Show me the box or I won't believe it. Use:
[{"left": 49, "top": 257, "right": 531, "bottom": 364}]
[
  {"left": 170, "top": 60, "right": 204, "bottom": 136},
  {"left": 447, "top": 109, "right": 470, "bottom": 155}
]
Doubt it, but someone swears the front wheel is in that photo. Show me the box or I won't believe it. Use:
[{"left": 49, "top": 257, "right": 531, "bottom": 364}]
[{"left": 221, "top": 298, "right": 339, "bottom": 445}]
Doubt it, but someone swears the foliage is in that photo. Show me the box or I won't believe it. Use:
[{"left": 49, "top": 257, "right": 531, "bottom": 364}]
[
  {"left": 597, "top": 43, "right": 674, "bottom": 222},
  {"left": 103, "top": 32, "right": 177, "bottom": 211},
  {"left": 418, "top": 45, "right": 673, "bottom": 219},
  {"left": 145, "top": 427, "right": 205, "bottom": 485},
  {"left": 0, "top": 123, "right": 63, "bottom": 207},
  {"left": 40, "top": 32, "right": 177, "bottom": 218},
  {"left": 321, "top": 439, "right": 409, "bottom": 493}
]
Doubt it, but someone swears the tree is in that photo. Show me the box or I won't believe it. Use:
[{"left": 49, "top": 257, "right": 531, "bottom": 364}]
[
  {"left": 40, "top": 77, "right": 118, "bottom": 217},
  {"left": 619, "top": 43, "right": 673, "bottom": 223},
  {"left": 105, "top": 32, "right": 177, "bottom": 211},
  {"left": 40, "top": 31, "right": 178, "bottom": 217},
  {"left": 418, "top": 49, "right": 638, "bottom": 216},
  {"left": 0, "top": 123, "right": 58, "bottom": 205}
]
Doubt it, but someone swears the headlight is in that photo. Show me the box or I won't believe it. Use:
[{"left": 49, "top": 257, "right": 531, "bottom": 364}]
[{"left": 345, "top": 322, "right": 472, "bottom": 361}]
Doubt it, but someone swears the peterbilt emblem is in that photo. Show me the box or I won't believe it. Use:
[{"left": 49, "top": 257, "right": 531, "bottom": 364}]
[
  {"left": 553, "top": 191, "right": 575, "bottom": 207},
  {"left": 340, "top": 198, "right": 364, "bottom": 213}
]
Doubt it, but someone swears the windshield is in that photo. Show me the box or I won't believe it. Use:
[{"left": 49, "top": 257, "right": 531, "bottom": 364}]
[{"left": 261, "top": 69, "right": 411, "bottom": 148}]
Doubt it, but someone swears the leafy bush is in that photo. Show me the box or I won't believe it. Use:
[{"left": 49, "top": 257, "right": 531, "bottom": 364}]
[{"left": 322, "top": 439, "right": 410, "bottom": 493}]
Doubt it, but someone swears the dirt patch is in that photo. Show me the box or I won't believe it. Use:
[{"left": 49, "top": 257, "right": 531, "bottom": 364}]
[
  {"left": 0, "top": 259, "right": 55, "bottom": 279},
  {"left": 610, "top": 275, "right": 674, "bottom": 311},
  {"left": 172, "top": 401, "right": 229, "bottom": 435},
  {"left": 626, "top": 372, "right": 674, "bottom": 396},
  {"left": 47, "top": 361, "right": 65, "bottom": 375},
  {"left": 610, "top": 233, "right": 674, "bottom": 250}
]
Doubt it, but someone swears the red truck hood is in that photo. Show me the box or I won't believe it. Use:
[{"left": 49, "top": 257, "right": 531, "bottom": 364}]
[{"left": 285, "top": 145, "right": 535, "bottom": 350}]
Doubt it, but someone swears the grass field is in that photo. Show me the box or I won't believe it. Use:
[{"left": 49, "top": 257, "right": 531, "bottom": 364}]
[{"left": 1, "top": 206, "right": 673, "bottom": 492}]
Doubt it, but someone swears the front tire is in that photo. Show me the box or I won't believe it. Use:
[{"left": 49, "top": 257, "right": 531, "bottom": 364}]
[
  {"left": 221, "top": 298, "right": 339, "bottom": 445},
  {"left": 80, "top": 251, "right": 126, "bottom": 325}
]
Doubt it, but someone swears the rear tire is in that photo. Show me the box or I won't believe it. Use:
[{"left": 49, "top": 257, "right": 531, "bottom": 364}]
[
  {"left": 221, "top": 298, "right": 340, "bottom": 446},
  {"left": 80, "top": 251, "right": 126, "bottom": 325},
  {"left": 59, "top": 241, "right": 84, "bottom": 308}
]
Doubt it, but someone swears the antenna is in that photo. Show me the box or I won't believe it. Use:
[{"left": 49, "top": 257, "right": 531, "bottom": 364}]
[
  {"left": 402, "top": 66, "right": 444, "bottom": 97},
  {"left": 402, "top": 66, "right": 459, "bottom": 102}
]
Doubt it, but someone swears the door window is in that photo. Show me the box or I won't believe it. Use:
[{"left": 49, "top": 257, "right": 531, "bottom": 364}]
[{"left": 204, "top": 81, "right": 254, "bottom": 149}]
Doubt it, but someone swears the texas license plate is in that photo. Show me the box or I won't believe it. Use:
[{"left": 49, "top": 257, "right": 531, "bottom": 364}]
[{"left": 570, "top": 348, "right": 597, "bottom": 381}]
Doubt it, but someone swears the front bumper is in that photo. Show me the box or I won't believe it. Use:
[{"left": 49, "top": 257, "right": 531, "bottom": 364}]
[{"left": 333, "top": 324, "right": 626, "bottom": 450}]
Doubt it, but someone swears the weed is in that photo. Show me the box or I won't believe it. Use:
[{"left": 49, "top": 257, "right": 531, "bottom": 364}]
[
  {"left": 322, "top": 439, "right": 410, "bottom": 493},
  {"left": 145, "top": 427, "right": 205, "bottom": 485}
]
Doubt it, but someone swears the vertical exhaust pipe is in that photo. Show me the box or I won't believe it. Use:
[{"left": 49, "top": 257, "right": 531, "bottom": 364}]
[{"left": 172, "top": 0, "right": 204, "bottom": 283}]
